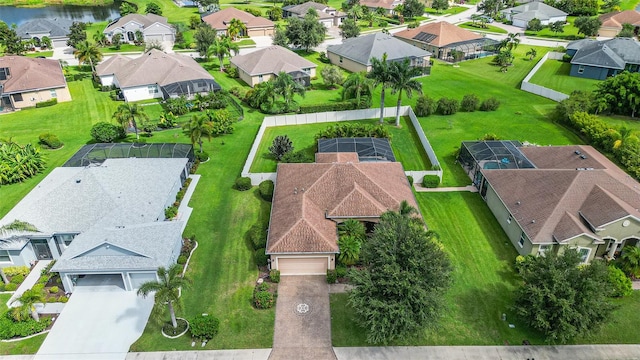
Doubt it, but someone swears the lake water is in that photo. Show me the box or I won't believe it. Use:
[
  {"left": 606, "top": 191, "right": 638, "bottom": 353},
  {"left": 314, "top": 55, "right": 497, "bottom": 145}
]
[{"left": 0, "top": 2, "right": 121, "bottom": 27}]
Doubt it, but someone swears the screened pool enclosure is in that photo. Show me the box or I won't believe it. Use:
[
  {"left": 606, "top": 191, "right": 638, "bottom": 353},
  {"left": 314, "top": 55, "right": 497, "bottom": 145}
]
[
  {"left": 458, "top": 141, "right": 536, "bottom": 185},
  {"left": 63, "top": 143, "right": 195, "bottom": 167},
  {"left": 318, "top": 138, "right": 396, "bottom": 162}
]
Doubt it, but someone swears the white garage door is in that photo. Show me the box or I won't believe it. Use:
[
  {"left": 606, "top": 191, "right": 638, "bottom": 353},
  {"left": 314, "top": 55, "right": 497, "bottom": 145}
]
[
  {"left": 277, "top": 257, "right": 328, "bottom": 275},
  {"left": 145, "top": 34, "right": 164, "bottom": 41},
  {"left": 129, "top": 272, "right": 158, "bottom": 289}
]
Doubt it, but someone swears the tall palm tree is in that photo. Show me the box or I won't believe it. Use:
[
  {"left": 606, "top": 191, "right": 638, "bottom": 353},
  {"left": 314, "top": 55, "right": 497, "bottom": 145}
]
[
  {"left": 499, "top": 33, "right": 520, "bottom": 51},
  {"left": 342, "top": 71, "right": 373, "bottom": 105},
  {"left": 11, "top": 288, "right": 44, "bottom": 322},
  {"left": 526, "top": 48, "right": 537, "bottom": 60},
  {"left": 113, "top": 103, "right": 149, "bottom": 140},
  {"left": 254, "top": 80, "right": 277, "bottom": 109},
  {"left": 227, "top": 18, "right": 247, "bottom": 41},
  {"left": 207, "top": 36, "right": 239, "bottom": 72},
  {"left": 93, "top": 31, "right": 108, "bottom": 47},
  {"left": 274, "top": 72, "right": 305, "bottom": 109},
  {"left": 348, "top": 4, "right": 363, "bottom": 20},
  {"left": 73, "top": 40, "right": 103, "bottom": 73},
  {"left": 137, "top": 265, "right": 190, "bottom": 329},
  {"left": 368, "top": 53, "right": 394, "bottom": 124},
  {"left": 184, "top": 114, "right": 213, "bottom": 152},
  {"left": 389, "top": 58, "right": 423, "bottom": 127}
]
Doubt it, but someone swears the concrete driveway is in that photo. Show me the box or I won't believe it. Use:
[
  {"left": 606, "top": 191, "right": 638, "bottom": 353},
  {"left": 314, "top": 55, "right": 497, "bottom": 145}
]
[
  {"left": 34, "top": 288, "right": 154, "bottom": 360},
  {"left": 269, "top": 276, "right": 336, "bottom": 360}
]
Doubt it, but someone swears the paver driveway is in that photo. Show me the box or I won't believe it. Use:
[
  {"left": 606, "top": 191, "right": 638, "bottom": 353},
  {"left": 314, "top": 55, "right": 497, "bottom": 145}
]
[
  {"left": 269, "top": 276, "right": 336, "bottom": 360},
  {"left": 34, "top": 284, "right": 153, "bottom": 360}
]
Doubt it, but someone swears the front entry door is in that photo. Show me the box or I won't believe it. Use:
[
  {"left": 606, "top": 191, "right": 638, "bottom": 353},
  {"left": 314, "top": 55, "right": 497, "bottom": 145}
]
[{"left": 32, "top": 239, "right": 53, "bottom": 260}]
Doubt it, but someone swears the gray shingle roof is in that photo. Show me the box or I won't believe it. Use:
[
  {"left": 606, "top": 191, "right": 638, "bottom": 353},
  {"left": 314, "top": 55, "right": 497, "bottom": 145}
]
[
  {"left": 282, "top": 2, "right": 345, "bottom": 20},
  {"left": 502, "top": 1, "right": 567, "bottom": 22},
  {"left": 230, "top": 46, "right": 317, "bottom": 76},
  {"left": 104, "top": 13, "right": 169, "bottom": 33},
  {"left": 16, "top": 18, "right": 73, "bottom": 39},
  {"left": 571, "top": 38, "right": 640, "bottom": 69},
  {"left": 327, "top": 32, "right": 431, "bottom": 66}
]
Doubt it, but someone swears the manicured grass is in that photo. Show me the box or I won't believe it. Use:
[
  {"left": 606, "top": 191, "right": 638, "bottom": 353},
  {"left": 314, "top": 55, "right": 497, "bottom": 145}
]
[
  {"left": 102, "top": 44, "right": 146, "bottom": 53},
  {"left": 459, "top": 22, "right": 508, "bottom": 34},
  {"left": 250, "top": 117, "right": 431, "bottom": 173},
  {"left": 528, "top": 59, "right": 601, "bottom": 95},
  {"left": 24, "top": 51, "right": 54, "bottom": 58},
  {"left": 620, "top": 0, "right": 639, "bottom": 10},
  {"left": 524, "top": 16, "right": 583, "bottom": 40},
  {"left": 236, "top": 38, "right": 256, "bottom": 47},
  {"left": 425, "top": 6, "right": 468, "bottom": 15},
  {"left": 332, "top": 192, "right": 545, "bottom": 346},
  {"left": 0, "top": 294, "right": 47, "bottom": 355}
]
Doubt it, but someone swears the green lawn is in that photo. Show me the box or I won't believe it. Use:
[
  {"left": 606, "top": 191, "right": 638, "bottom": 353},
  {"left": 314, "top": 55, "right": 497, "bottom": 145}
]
[
  {"left": 528, "top": 59, "right": 601, "bottom": 95},
  {"left": 24, "top": 51, "right": 54, "bottom": 58},
  {"left": 250, "top": 117, "right": 431, "bottom": 173},
  {"left": 619, "top": 0, "right": 639, "bottom": 10},
  {"left": 102, "top": 44, "right": 146, "bottom": 53},
  {"left": 0, "top": 294, "right": 47, "bottom": 355},
  {"left": 524, "top": 16, "right": 583, "bottom": 40},
  {"left": 425, "top": 6, "right": 468, "bottom": 15},
  {"left": 459, "top": 22, "right": 508, "bottom": 34}
]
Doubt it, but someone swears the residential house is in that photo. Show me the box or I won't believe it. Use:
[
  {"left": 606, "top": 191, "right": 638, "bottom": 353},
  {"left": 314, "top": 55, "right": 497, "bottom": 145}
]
[
  {"left": 103, "top": 13, "right": 175, "bottom": 44},
  {"left": 566, "top": 38, "right": 640, "bottom": 80},
  {"left": 201, "top": 7, "right": 275, "bottom": 37},
  {"left": 96, "top": 49, "right": 220, "bottom": 102},
  {"left": 501, "top": 1, "right": 567, "bottom": 28},
  {"left": 359, "top": 0, "right": 403, "bottom": 15},
  {"left": 282, "top": 2, "right": 347, "bottom": 28},
  {"left": 267, "top": 146, "right": 420, "bottom": 275},
  {"left": 394, "top": 21, "right": 498, "bottom": 62},
  {"left": 598, "top": 10, "right": 640, "bottom": 37},
  {"left": 458, "top": 141, "right": 640, "bottom": 263},
  {"left": 327, "top": 32, "right": 431, "bottom": 73},
  {"left": 16, "top": 18, "right": 73, "bottom": 48},
  {"left": 229, "top": 45, "right": 317, "bottom": 87},
  {"left": 0, "top": 56, "right": 71, "bottom": 111},
  {"left": 0, "top": 143, "right": 196, "bottom": 293}
]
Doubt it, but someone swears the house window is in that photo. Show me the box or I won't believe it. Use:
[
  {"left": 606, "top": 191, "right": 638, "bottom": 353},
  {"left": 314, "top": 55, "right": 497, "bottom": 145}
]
[
  {"left": 0, "top": 67, "right": 10, "bottom": 80},
  {"left": 258, "top": 75, "right": 264, "bottom": 83},
  {"left": 302, "top": 68, "right": 311, "bottom": 74},
  {"left": 339, "top": 56, "right": 343, "bottom": 63},
  {"left": 50, "top": 89, "right": 57, "bottom": 98},
  {"left": 0, "top": 250, "right": 10, "bottom": 262},
  {"left": 13, "top": 93, "right": 23, "bottom": 102},
  {"left": 518, "top": 232, "right": 526, "bottom": 248},
  {"left": 578, "top": 65, "right": 585, "bottom": 74},
  {"left": 507, "top": 214, "right": 512, "bottom": 224},
  {"left": 577, "top": 247, "right": 591, "bottom": 263},
  {"left": 148, "top": 85, "right": 158, "bottom": 95},
  {"left": 538, "top": 244, "right": 551, "bottom": 256}
]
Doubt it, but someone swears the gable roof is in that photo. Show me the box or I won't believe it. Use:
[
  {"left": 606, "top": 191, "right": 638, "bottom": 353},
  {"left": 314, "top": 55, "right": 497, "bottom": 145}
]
[
  {"left": 327, "top": 32, "right": 431, "bottom": 66},
  {"left": 599, "top": 10, "right": 640, "bottom": 29},
  {"left": 104, "top": 13, "right": 170, "bottom": 33},
  {"left": 202, "top": 7, "right": 275, "bottom": 30},
  {"left": 16, "top": 18, "right": 73, "bottom": 38},
  {"left": 570, "top": 38, "right": 640, "bottom": 69},
  {"left": 394, "top": 21, "right": 482, "bottom": 47},
  {"left": 230, "top": 45, "right": 316, "bottom": 76},
  {"left": 0, "top": 56, "right": 67, "bottom": 94},
  {"left": 282, "top": 2, "right": 345, "bottom": 19},
  {"left": 267, "top": 155, "right": 419, "bottom": 254},
  {"left": 96, "top": 49, "right": 217, "bottom": 88},
  {"left": 359, "top": 0, "right": 402, "bottom": 10},
  {"left": 481, "top": 145, "right": 640, "bottom": 244},
  {"left": 502, "top": 1, "right": 567, "bottom": 22}
]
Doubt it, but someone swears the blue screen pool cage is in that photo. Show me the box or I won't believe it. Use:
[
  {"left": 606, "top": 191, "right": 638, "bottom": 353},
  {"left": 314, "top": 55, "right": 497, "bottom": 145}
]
[{"left": 458, "top": 141, "right": 536, "bottom": 186}]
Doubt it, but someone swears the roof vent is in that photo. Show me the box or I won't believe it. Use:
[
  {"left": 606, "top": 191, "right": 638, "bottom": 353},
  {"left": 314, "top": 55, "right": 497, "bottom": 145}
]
[
  {"left": 516, "top": 201, "right": 521, "bottom": 205},
  {"left": 294, "top": 187, "right": 298, "bottom": 194},
  {"left": 580, "top": 154, "right": 587, "bottom": 159},
  {"left": 75, "top": 179, "right": 81, "bottom": 183},
  {"left": 531, "top": 220, "right": 535, "bottom": 223},
  {"left": 574, "top": 150, "right": 581, "bottom": 155}
]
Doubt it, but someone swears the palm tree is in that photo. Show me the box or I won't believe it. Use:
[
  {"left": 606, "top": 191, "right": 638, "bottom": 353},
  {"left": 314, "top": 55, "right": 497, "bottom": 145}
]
[
  {"left": 207, "top": 36, "right": 239, "bottom": 72},
  {"left": 11, "top": 288, "right": 45, "bottom": 322},
  {"left": 137, "top": 265, "right": 190, "bottom": 329},
  {"left": 274, "top": 72, "right": 305, "bottom": 109},
  {"left": 500, "top": 33, "right": 520, "bottom": 51},
  {"left": 389, "top": 58, "right": 423, "bottom": 127},
  {"left": 254, "top": 80, "right": 277, "bottom": 109},
  {"left": 93, "top": 31, "right": 108, "bottom": 47},
  {"left": 184, "top": 114, "right": 213, "bottom": 152},
  {"left": 113, "top": 103, "right": 149, "bottom": 140},
  {"left": 613, "top": 127, "right": 638, "bottom": 150},
  {"left": 620, "top": 246, "right": 640, "bottom": 278},
  {"left": 338, "top": 219, "right": 366, "bottom": 240},
  {"left": 368, "top": 53, "right": 394, "bottom": 124},
  {"left": 348, "top": 4, "right": 363, "bottom": 21},
  {"left": 227, "top": 18, "right": 247, "bottom": 41},
  {"left": 338, "top": 235, "right": 362, "bottom": 266},
  {"left": 342, "top": 71, "right": 373, "bottom": 105},
  {"left": 73, "top": 40, "right": 103, "bottom": 73},
  {"left": 362, "top": 10, "right": 375, "bottom": 27},
  {"left": 526, "top": 48, "right": 537, "bottom": 60},
  {"left": 398, "top": 200, "right": 418, "bottom": 216}
]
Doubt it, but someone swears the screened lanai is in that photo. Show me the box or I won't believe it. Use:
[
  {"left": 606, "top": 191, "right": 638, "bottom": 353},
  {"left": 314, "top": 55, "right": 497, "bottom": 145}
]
[
  {"left": 440, "top": 38, "right": 500, "bottom": 62},
  {"left": 318, "top": 138, "right": 396, "bottom": 162},
  {"left": 63, "top": 143, "right": 195, "bottom": 167},
  {"left": 161, "top": 79, "right": 221, "bottom": 99},
  {"left": 458, "top": 141, "right": 536, "bottom": 184}
]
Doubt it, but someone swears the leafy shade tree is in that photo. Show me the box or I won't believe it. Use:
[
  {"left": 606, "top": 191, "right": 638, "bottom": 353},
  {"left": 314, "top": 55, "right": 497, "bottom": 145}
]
[
  {"left": 617, "top": 22, "right": 635, "bottom": 38},
  {"left": 11, "top": 288, "right": 45, "bottom": 322},
  {"left": 368, "top": 53, "right": 394, "bottom": 124},
  {"left": 227, "top": 18, "right": 247, "bottom": 41},
  {"left": 348, "top": 209, "right": 452, "bottom": 344},
  {"left": 527, "top": 18, "right": 543, "bottom": 31},
  {"left": 513, "top": 250, "right": 614, "bottom": 343},
  {"left": 274, "top": 72, "right": 306, "bottom": 109},
  {"left": 403, "top": 0, "right": 425, "bottom": 18},
  {"left": 389, "top": 58, "right": 423, "bottom": 126},
  {"left": 342, "top": 71, "right": 374, "bottom": 105},
  {"left": 286, "top": 10, "right": 326, "bottom": 51},
  {"left": 119, "top": 1, "right": 138, "bottom": 16},
  {"left": 207, "top": 36, "right": 239, "bottom": 71},
  {"left": 137, "top": 265, "right": 190, "bottom": 330},
  {"left": 526, "top": 47, "right": 537, "bottom": 60},
  {"left": 574, "top": 16, "right": 601, "bottom": 37},
  {"left": 195, "top": 24, "right": 218, "bottom": 59},
  {"left": 113, "top": 103, "right": 149, "bottom": 139},
  {"left": 594, "top": 71, "right": 640, "bottom": 117},
  {"left": 321, "top": 65, "right": 344, "bottom": 88},
  {"left": 477, "top": 0, "right": 502, "bottom": 17},
  {"left": 145, "top": 2, "right": 163, "bottom": 15},
  {"left": 548, "top": 20, "right": 565, "bottom": 35},
  {"left": 272, "top": 25, "right": 289, "bottom": 47},
  {"left": 184, "top": 114, "right": 213, "bottom": 152},
  {"left": 66, "top": 21, "right": 87, "bottom": 48},
  {"left": 0, "top": 21, "right": 26, "bottom": 55},
  {"left": 269, "top": 135, "right": 294, "bottom": 160},
  {"left": 267, "top": 6, "right": 283, "bottom": 21},
  {"left": 73, "top": 40, "right": 103, "bottom": 73},
  {"left": 340, "top": 18, "right": 360, "bottom": 39}
]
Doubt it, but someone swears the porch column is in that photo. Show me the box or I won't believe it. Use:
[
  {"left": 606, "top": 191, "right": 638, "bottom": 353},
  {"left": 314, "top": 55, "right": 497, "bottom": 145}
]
[{"left": 607, "top": 240, "right": 618, "bottom": 259}]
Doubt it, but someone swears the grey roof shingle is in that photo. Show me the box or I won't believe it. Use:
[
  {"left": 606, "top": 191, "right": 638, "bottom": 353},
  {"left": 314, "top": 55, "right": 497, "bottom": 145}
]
[
  {"left": 230, "top": 46, "right": 316, "bottom": 76},
  {"left": 16, "top": 18, "right": 73, "bottom": 39},
  {"left": 571, "top": 38, "right": 640, "bottom": 69},
  {"left": 327, "top": 32, "right": 431, "bottom": 66},
  {"left": 104, "top": 13, "right": 170, "bottom": 33},
  {"left": 502, "top": 1, "right": 567, "bottom": 22}
]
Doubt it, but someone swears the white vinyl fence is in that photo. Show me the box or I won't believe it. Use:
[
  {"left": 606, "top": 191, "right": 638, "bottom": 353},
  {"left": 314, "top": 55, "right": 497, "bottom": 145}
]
[{"left": 520, "top": 52, "right": 569, "bottom": 102}]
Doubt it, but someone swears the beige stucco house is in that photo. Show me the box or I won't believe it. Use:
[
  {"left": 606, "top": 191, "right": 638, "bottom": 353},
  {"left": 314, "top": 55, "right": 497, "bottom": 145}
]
[
  {"left": 201, "top": 7, "right": 275, "bottom": 37},
  {"left": 229, "top": 46, "right": 317, "bottom": 87},
  {"left": 598, "top": 10, "right": 640, "bottom": 37},
  {"left": 0, "top": 56, "right": 71, "bottom": 110},
  {"left": 103, "top": 13, "right": 175, "bottom": 44}
]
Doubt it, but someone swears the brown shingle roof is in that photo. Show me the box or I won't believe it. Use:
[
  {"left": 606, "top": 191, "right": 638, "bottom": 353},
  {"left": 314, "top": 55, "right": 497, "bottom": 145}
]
[
  {"left": 104, "top": 13, "right": 169, "bottom": 33},
  {"left": 599, "top": 10, "right": 640, "bottom": 29},
  {"left": 202, "top": 7, "right": 275, "bottom": 31},
  {"left": 267, "top": 156, "right": 419, "bottom": 254},
  {"left": 316, "top": 152, "right": 359, "bottom": 163},
  {"left": 0, "top": 56, "right": 66, "bottom": 94},
  {"left": 394, "top": 21, "right": 481, "bottom": 47},
  {"left": 483, "top": 145, "right": 640, "bottom": 244},
  {"left": 360, "top": 0, "right": 401, "bottom": 10},
  {"left": 230, "top": 46, "right": 316, "bottom": 76}
]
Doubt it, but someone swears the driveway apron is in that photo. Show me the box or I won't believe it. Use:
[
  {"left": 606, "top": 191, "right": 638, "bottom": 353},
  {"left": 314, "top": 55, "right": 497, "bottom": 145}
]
[{"left": 269, "top": 276, "right": 336, "bottom": 360}]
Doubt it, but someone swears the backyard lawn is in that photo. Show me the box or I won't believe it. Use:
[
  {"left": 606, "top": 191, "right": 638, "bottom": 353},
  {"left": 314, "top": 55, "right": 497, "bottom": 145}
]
[
  {"left": 425, "top": 6, "right": 468, "bottom": 15},
  {"left": 459, "top": 22, "right": 508, "bottom": 34},
  {"left": 0, "top": 294, "right": 47, "bottom": 355},
  {"left": 528, "top": 59, "right": 601, "bottom": 95},
  {"left": 250, "top": 117, "right": 431, "bottom": 173},
  {"left": 524, "top": 16, "right": 583, "bottom": 40}
]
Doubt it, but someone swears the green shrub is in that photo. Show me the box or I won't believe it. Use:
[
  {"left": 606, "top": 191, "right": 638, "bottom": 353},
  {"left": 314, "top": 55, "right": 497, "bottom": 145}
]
[
  {"left": 336, "top": 265, "right": 347, "bottom": 278},
  {"left": 38, "top": 133, "right": 63, "bottom": 149},
  {"left": 257, "top": 282, "right": 269, "bottom": 292},
  {"left": 608, "top": 265, "right": 632, "bottom": 297},
  {"left": 90, "top": 122, "right": 126, "bottom": 143},
  {"left": 255, "top": 248, "right": 268, "bottom": 266},
  {"left": 437, "top": 97, "right": 459, "bottom": 115},
  {"left": 47, "top": 297, "right": 57, "bottom": 303},
  {"left": 326, "top": 269, "right": 337, "bottom": 284},
  {"left": 269, "top": 135, "right": 294, "bottom": 161},
  {"left": 315, "top": 123, "right": 391, "bottom": 140},
  {"left": 243, "top": 7, "right": 262, "bottom": 16},
  {"left": 407, "top": 175, "right": 414, "bottom": 186},
  {"left": 0, "top": 142, "right": 46, "bottom": 185},
  {"left": 165, "top": 205, "right": 178, "bottom": 219},
  {"left": 258, "top": 180, "right": 274, "bottom": 202},
  {"left": 415, "top": 95, "right": 437, "bottom": 116},
  {"left": 281, "top": 150, "right": 312, "bottom": 163},
  {"left": 189, "top": 314, "right": 220, "bottom": 340},
  {"left": 0, "top": 283, "right": 4, "bottom": 292},
  {"left": 249, "top": 224, "right": 267, "bottom": 250},
  {"left": 460, "top": 94, "right": 479, "bottom": 112},
  {"left": 480, "top": 97, "right": 501, "bottom": 111},
  {"left": 49, "top": 286, "right": 59, "bottom": 293},
  {"left": 226, "top": 66, "right": 239, "bottom": 78},
  {"left": 10, "top": 275, "right": 24, "bottom": 284},
  {"left": 58, "top": 295, "right": 69, "bottom": 303},
  {"left": 234, "top": 177, "right": 252, "bottom": 191},
  {"left": 269, "top": 269, "right": 280, "bottom": 283},
  {"left": 177, "top": 255, "right": 187, "bottom": 265},
  {"left": 253, "top": 290, "right": 275, "bottom": 309},
  {"left": 196, "top": 151, "right": 209, "bottom": 162},
  {"left": 35, "top": 98, "right": 57, "bottom": 108},
  {"left": 4, "top": 283, "right": 17, "bottom": 291},
  {"left": 422, "top": 175, "right": 440, "bottom": 188},
  {"left": 0, "top": 315, "right": 51, "bottom": 340},
  {"left": 2, "top": 266, "right": 29, "bottom": 277}
]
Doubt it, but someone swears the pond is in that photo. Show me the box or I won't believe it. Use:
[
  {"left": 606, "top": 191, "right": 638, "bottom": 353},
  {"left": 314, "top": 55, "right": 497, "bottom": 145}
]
[{"left": 0, "top": 1, "right": 121, "bottom": 27}]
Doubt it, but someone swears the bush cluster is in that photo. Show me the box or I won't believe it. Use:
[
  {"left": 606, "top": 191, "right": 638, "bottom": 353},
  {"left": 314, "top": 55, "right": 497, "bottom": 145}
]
[
  {"left": 254, "top": 248, "right": 268, "bottom": 266},
  {"left": 414, "top": 95, "right": 500, "bottom": 116},
  {"left": 90, "top": 122, "right": 126, "bottom": 143},
  {"left": 0, "top": 314, "right": 51, "bottom": 340},
  {"left": 3, "top": 266, "right": 29, "bottom": 277},
  {"left": 234, "top": 177, "right": 252, "bottom": 191},
  {"left": 4, "top": 283, "right": 17, "bottom": 291},
  {"left": 480, "top": 97, "right": 501, "bottom": 111},
  {"left": 165, "top": 205, "right": 178, "bottom": 219},
  {"left": 281, "top": 150, "right": 312, "bottom": 163},
  {"left": 9, "top": 274, "right": 24, "bottom": 284},
  {"left": 316, "top": 123, "right": 391, "bottom": 140},
  {"left": 415, "top": 95, "right": 437, "bottom": 116},
  {"left": 422, "top": 175, "right": 440, "bottom": 188},
  {"left": 196, "top": 151, "right": 209, "bottom": 162},
  {"left": 436, "top": 97, "right": 459, "bottom": 115},
  {"left": 49, "top": 286, "right": 59, "bottom": 294},
  {"left": 258, "top": 180, "right": 274, "bottom": 202},
  {"left": 177, "top": 255, "right": 187, "bottom": 265},
  {"left": 326, "top": 269, "right": 337, "bottom": 284},
  {"left": 189, "top": 314, "right": 220, "bottom": 340},
  {"left": 460, "top": 94, "right": 480, "bottom": 112},
  {"left": 608, "top": 265, "right": 632, "bottom": 297},
  {"left": 249, "top": 224, "right": 267, "bottom": 250},
  {"left": 35, "top": 99, "right": 57, "bottom": 108},
  {"left": 0, "top": 142, "right": 46, "bottom": 185},
  {"left": 336, "top": 265, "right": 347, "bottom": 279},
  {"left": 38, "top": 133, "right": 63, "bottom": 149},
  {"left": 269, "top": 269, "right": 280, "bottom": 283}
]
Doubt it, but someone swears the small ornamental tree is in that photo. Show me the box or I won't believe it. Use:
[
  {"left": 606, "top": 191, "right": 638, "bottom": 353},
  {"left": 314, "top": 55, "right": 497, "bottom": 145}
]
[
  {"left": 145, "top": 2, "right": 163, "bottom": 15},
  {"left": 527, "top": 18, "right": 543, "bottom": 31},
  {"left": 548, "top": 21, "right": 565, "bottom": 35},
  {"left": 189, "top": 315, "right": 220, "bottom": 341},
  {"left": 415, "top": 95, "right": 437, "bottom": 116},
  {"left": 269, "top": 135, "right": 294, "bottom": 160},
  {"left": 321, "top": 65, "right": 344, "bottom": 88},
  {"left": 460, "top": 94, "right": 479, "bottom": 112},
  {"left": 90, "top": 122, "right": 126, "bottom": 142}
]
